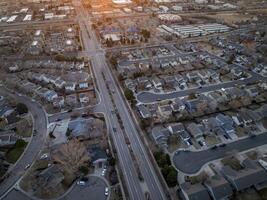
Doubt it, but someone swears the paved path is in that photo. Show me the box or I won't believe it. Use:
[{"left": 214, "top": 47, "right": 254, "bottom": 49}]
[{"left": 172, "top": 133, "right": 267, "bottom": 174}]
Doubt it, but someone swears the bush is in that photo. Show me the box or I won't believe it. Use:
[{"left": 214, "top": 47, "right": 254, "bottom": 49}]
[
  {"left": 79, "top": 166, "right": 89, "bottom": 175},
  {"left": 124, "top": 88, "right": 135, "bottom": 102},
  {"left": 16, "top": 103, "right": 28, "bottom": 115},
  {"left": 15, "top": 139, "right": 27, "bottom": 148},
  {"left": 109, "top": 157, "right": 116, "bottom": 166}
]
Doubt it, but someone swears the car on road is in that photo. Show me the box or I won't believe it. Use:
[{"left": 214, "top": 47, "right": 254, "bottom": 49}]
[
  {"left": 77, "top": 181, "right": 86, "bottom": 186},
  {"left": 24, "top": 164, "right": 31, "bottom": 170},
  {"left": 104, "top": 187, "right": 109, "bottom": 196},
  {"left": 67, "top": 109, "right": 73, "bottom": 113},
  {"left": 113, "top": 127, "right": 116, "bottom": 132},
  {"left": 219, "top": 143, "right": 226, "bottom": 147},
  {"left": 211, "top": 145, "right": 217, "bottom": 150},
  {"left": 33, "top": 130, "right": 37, "bottom": 136},
  {"left": 250, "top": 134, "right": 257, "bottom": 138}
]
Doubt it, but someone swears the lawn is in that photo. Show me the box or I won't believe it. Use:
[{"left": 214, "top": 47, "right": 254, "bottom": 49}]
[
  {"left": 6, "top": 141, "right": 28, "bottom": 164},
  {"left": 259, "top": 187, "right": 267, "bottom": 200},
  {"left": 221, "top": 156, "right": 243, "bottom": 171},
  {"left": 167, "top": 135, "right": 184, "bottom": 153},
  {"left": 233, "top": 189, "right": 262, "bottom": 200},
  {"left": 16, "top": 116, "right": 32, "bottom": 137},
  {"left": 6, "top": 147, "right": 26, "bottom": 164},
  {"left": 205, "top": 135, "right": 221, "bottom": 146},
  {"left": 235, "top": 126, "right": 248, "bottom": 138}
]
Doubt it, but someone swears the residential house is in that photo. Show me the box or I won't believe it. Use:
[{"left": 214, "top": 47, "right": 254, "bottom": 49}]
[
  {"left": 88, "top": 145, "right": 107, "bottom": 168},
  {"left": 44, "top": 90, "right": 58, "bottom": 102},
  {"left": 224, "top": 87, "right": 246, "bottom": 100},
  {"left": 204, "top": 175, "right": 233, "bottom": 200},
  {"left": 168, "top": 123, "right": 190, "bottom": 142},
  {"left": 152, "top": 77, "right": 163, "bottom": 89},
  {"left": 78, "top": 82, "right": 89, "bottom": 90},
  {"left": 79, "top": 93, "right": 90, "bottom": 104},
  {"left": 137, "top": 104, "right": 151, "bottom": 119},
  {"left": 54, "top": 79, "right": 66, "bottom": 89},
  {"left": 171, "top": 98, "right": 185, "bottom": 112},
  {"left": 221, "top": 159, "right": 267, "bottom": 192},
  {"left": 65, "top": 82, "right": 76, "bottom": 92},
  {"left": 65, "top": 94, "right": 77, "bottom": 106},
  {"left": 216, "top": 114, "right": 236, "bottom": 139},
  {"left": 137, "top": 77, "right": 152, "bottom": 90},
  {"left": 158, "top": 104, "right": 172, "bottom": 118},
  {"left": 186, "top": 71, "right": 200, "bottom": 82},
  {"left": 231, "top": 67, "right": 243, "bottom": 78},
  {"left": 151, "top": 127, "right": 170, "bottom": 148},
  {"left": 37, "top": 165, "right": 64, "bottom": 190},
  {"left": 181, "top": 182, "right": 211, "bottom": 200},
  {"left": 245, "top": 86, "right": 259, "bottom": 97},
  {"left": 53, "top": 96, "right": 65, "bottom": 108},
  {"left": 124, "top": 79, "right": 136, "bottom": 91},
  {"left": 186, "top": 123, "right": 204, "bottom": 142},
  {"left": 238, "top": 111, "right": 253, "bottom": 127}
]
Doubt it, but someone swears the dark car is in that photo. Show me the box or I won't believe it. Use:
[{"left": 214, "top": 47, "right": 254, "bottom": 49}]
[
  {"left": 211, "top": 145, "right": 217, "bottom": 150},
  {"left": 219, "top": 143, "right": 226, "bottom": 147}
]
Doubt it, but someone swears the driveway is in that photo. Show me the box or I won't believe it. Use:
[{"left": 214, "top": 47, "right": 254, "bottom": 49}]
[
  {"left": 61, "top": 176, "right": 108, "bottom": 200},
  {"left": 172, "top": 133, "right": 267, "bottom": 174}
]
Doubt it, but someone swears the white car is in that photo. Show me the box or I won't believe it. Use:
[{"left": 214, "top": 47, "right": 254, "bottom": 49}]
[
  {"left": 105, "top": 187, "right": 109, "bottom": 196},
  {"left": 77, "top": 181, "right": 86, "bottom": 186},
  {"left": 40, "top": 153, "right": 48, "bottom": 160},
  {"left": 24, "top": 164, "right": 31, "bottom": 170}
]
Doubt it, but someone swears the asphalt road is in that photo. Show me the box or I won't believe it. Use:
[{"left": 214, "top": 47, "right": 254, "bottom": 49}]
[
  {"left": 2, "top": 189, "right": 30, "bottom": 200},
  {"left": 0, "top": 87, "right": 48, "bottom": 198},
  {"left": 136, "top": 56, "right": 267, "bottom": 104},
  {"left": 173, "top": 133, "right": 267, "bottom": 174},
  {"left": 74, "top": 1, "right": 167, "bottom": 199},
  {"left": 73, "top": 2, "right": 147, "bottom": 200},
  {"left": 137, "top": 76, "right": 258, "bottom": 103}
]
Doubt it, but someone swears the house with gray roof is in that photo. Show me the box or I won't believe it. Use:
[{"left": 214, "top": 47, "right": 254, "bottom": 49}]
[
  {"left": 204, "top": 175, "right": 233, "bottom": 200},
  {"left": 186, "top": 123, "right": 204, "bottom": 141},
  {"left": 181, "top": 182, "right": 211, "bottom": 200},
  {"left": 87, "top": 145, "right": 107, "bottom": 168},
  {"left": 37, "top": 165, "right": 64, "bottom": 190},
  {"left": 137, "top": 104, "right": 151, "bottom": 119},
  {"left": 221, "top": 159, "right": 267, "bottom": 192},
  {"left": 151, "top": 127, "right": 170, "bottom": 148}
]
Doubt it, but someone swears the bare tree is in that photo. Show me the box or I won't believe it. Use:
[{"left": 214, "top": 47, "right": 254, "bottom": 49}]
[{"left": 53, "top": 139, "right": 89, "bottom": 175}]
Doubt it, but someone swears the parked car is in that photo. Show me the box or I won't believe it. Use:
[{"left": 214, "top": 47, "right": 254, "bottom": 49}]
[
  {"left": 105, "top": 187, "right": 109, "bottom": 196},
  {"left": 77, "top": 181, "right": 86, "bottom": 186}
]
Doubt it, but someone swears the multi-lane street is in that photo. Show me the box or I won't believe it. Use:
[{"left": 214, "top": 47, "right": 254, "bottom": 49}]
[
  {"left": 0, "top": 87, "right": 48, "bottom": 199},
  {"left": 73, "top": 0, "right": 167, "bottom": 199},
  {"left": 173, "top": 133, "right": 267, "bottom": 174}
]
